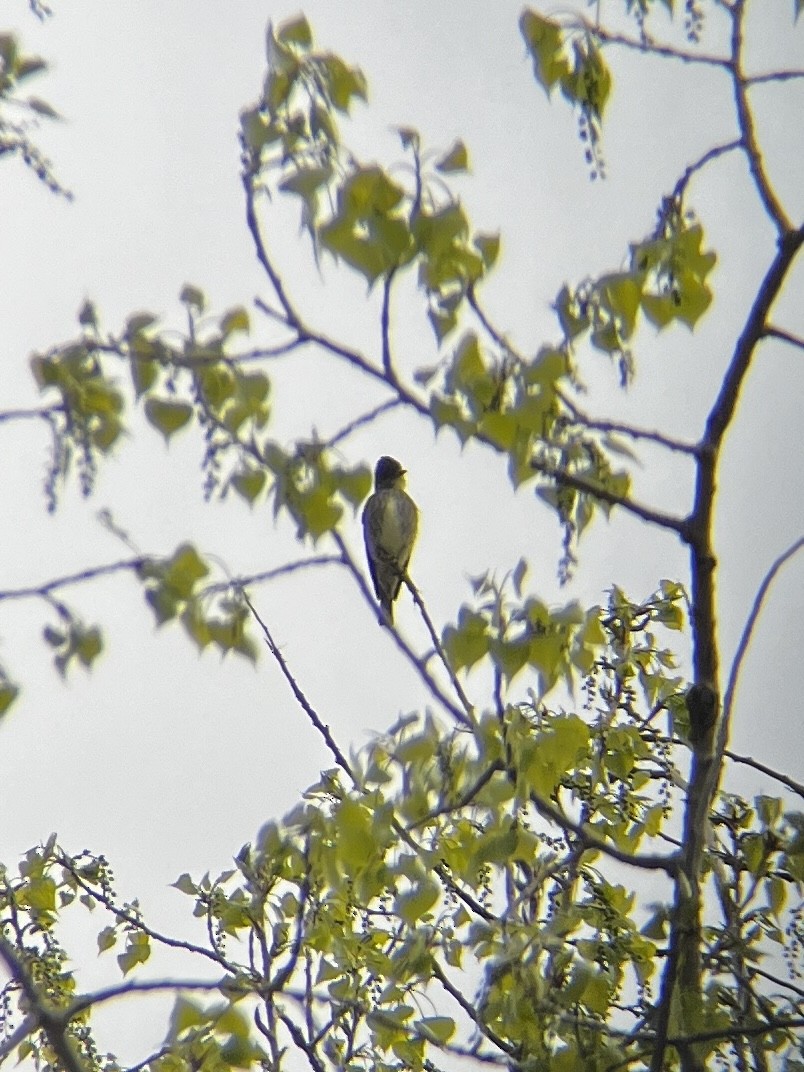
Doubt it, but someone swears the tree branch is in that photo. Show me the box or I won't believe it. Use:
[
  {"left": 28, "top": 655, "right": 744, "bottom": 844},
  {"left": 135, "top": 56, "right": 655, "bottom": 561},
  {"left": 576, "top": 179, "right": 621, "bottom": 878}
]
[
  {"left": 243, "top": 177, "right": 303, "bottom": 329},
  {"left": 724, "top": 747, "right": 804, "bottom": 799},
  {"left": 730, "top": 1, "right": 793, "bottom": 233},
  {"left": 241, "top": 588, "right": 357, "bottom": 782},
  {"left": 333, "top": 532, "right": 471, "bottom": 726},
  {"left": 556, "top": 388, "right": 699, "bottom": 455},
  {"left": 406, "top": 576, "right": 476, "bottom": 723},
  {"left": 532, "top": 461, "right": 690, "bottom": 537},
  {"left": 0, "top": 934, "right": 85, "bottom": 1072},
  {"left": 722, "top": 535, "right": 804, "bottom": 731},
  {"left": 764, "top": 324, "right": 804, "bottom": 351},
  {"left": 528, "top": 791, "right": 678, "bottom": 875},
  {"left": 672, "top": 139, "right": 742, "bottom": 203}
]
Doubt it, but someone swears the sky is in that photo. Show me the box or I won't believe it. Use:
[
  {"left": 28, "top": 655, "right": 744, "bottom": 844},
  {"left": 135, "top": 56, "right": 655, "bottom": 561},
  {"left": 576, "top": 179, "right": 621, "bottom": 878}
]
[{"left": 1, "top": 0, "right": 803, "bottom": 1063}]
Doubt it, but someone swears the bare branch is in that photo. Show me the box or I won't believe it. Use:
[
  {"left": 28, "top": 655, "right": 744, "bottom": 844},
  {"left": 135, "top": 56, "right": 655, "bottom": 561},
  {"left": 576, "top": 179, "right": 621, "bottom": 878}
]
[
  {"left": 68, "top": 977, "right": 225, "bottom": 1019},
  {"left": 431, "top": 960, "right": 516, "bottom": 1058},
  {"left": 0, "top": 558, "right": 145, "bottom": 603},
  {"left": 532, "top": 460, "right": 690, "bottom": 537},
  {"left": 764, "top": 324, "right": 804, "bottom": 351},
  {"left": 406, "top": 575, "right": 476, "bottom": 723},
  {"left": 722, "top": 535, "right": 804, "bottom": 731},
  {"left": 0, "top": 404, "right": 63, "bottom": 425},
  {"left": 243, "top": 178, "right": 303, "bottom": 329},
  {"left": 582, "top": 19, "right": 731, "bottom": 70},
  {"left": 724, "top": 748, "right": 804, "bottom": 799},
  {"left": 746, "top": 69, "right": 804, "bottom": 85},
  {"left": 730, "top": 2, "right": 793, "bottom": 233},
  {"left": 381, "top": 269, "right": 396, "bottom": 380},
  {"left": 327, "top": 399, "right": 403, "bottom": 448},
  {"left": 556, "top": 388, "right": 699, "bottom": 455},
  {"left": 241, "top": 588, "right": 357, "bottom": 782},
  {"left": 672, "top": 139, "right": 742, "bottom": 203}
]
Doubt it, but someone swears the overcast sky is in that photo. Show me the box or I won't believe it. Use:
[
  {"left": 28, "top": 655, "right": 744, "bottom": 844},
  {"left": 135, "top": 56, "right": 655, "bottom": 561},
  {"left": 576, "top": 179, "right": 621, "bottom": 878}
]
[{"left": 1, "top": 0, "right": 802, "bottom": 1062}]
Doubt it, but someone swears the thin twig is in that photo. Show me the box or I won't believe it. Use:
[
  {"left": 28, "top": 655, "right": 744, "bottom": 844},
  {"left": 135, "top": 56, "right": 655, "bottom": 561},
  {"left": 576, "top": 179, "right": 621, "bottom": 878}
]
[
  {"left": 241, "top": 589, "right": 357, "bottom": 782},
  {"left": 556, "top": 388, "right": 699, "bottom": 455},
  {"left": 57, "top": 855, "right": 231, "bottom": 969},
  {"left": 431, "top": 961, "right": 516, "bottom": 1057},
  {"left": 672, "top": 139, "right": 742, "bottom": 202},
  {"left": 406, "top": 576, "right": 475, "bottom": 723},
  {"left": 0, "top": 558, "right": 146, "bottom": 603},
  {"left": 764, "top": 324, "right": 804, "bottom": 351},
  {"left": 381, "top": 270, "right": 396, "bottom": 380},
  {"left": 722, "top": 535, "right": 804, "bottom": 731},
  {"left": 0, "top": 404, "right": 63, "bottom": 425},
  {"left": 584, "top": 20, "right": 731, "bottom": 70},
  {"left": 730, "top": 1, "right": 792, "bottom": 233},
  {"left": 332, "top": 532, "right": 470, "bottom": 726},
  {"left": 724, "top": 748, "right": 804, "bottom": 799},
  {"left": 68, "top": 977, "right": 225, "bottom": 1019},
  {"left": 528, "top": 791, "right": 678, "bottom": 875},
  {"left": 746, "top": 69, "right": 804, "bottom": 85},
  {"left": 243, "top": 177, "right": 303, "bottom": 328},
  {"left": 327, "top": 399, "right": 403, "bottom": 448}
]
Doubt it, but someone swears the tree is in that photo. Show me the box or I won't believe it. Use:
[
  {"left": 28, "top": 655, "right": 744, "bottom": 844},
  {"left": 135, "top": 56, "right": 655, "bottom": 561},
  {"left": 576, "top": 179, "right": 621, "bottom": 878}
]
[{"left": 1, "top": 2, "right": 803, "bottom": 1071}]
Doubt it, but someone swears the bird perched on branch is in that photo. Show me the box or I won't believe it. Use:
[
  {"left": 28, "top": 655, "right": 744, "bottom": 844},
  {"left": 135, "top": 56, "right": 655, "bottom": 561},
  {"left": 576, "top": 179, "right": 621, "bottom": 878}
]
[{"left": 362, "top": 456, "right": 418, "bottom": 626}]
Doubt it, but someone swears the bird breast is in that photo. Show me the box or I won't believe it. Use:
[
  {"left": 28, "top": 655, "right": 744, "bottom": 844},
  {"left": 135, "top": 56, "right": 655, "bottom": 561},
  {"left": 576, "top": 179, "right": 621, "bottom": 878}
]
[{"left": 378, "top": 492, "right": 414, "bottom": 555}]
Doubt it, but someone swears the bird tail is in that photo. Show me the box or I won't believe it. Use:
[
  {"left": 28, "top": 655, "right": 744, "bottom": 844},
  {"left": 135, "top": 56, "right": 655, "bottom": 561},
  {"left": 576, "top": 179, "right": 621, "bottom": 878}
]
[{"left": 379, "top": 599, "right": 393, "bottom": 627}]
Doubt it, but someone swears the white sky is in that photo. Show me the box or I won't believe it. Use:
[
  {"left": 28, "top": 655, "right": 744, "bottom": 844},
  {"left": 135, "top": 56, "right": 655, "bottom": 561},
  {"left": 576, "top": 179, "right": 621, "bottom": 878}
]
[{"left": 1, "top": 0, "right": 803, "bottom": 1063}]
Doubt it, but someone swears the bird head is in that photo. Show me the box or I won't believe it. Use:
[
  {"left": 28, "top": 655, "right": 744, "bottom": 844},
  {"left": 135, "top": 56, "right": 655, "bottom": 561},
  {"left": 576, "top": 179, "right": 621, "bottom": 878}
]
[{"left": 374, "top": 456, "right": 406, "bottom": 490}]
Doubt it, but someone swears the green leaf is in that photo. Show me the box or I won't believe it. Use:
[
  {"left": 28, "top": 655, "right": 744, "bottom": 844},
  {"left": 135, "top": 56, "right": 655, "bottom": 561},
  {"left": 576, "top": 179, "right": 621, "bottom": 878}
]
[
  {"left": 179, "top": 284, "right": 206, "bottom": 312},
  {"left": 144, "top": 398, "right": 193, "bottom": 442},
  {"left": 164, "top": 544, "right": 209, "bottom": 599},
  {"left": 436, "top": 139, "right": 469, "bottom": 173},
  {"left": 23, "top": 876, "right": 56, "bottom": 912},
  {"left": 318, "top": 53, "right": 367, "bottom": 112},
  {"left": 641, "top": 292, "right": 677, "bottom": 328},
  {"left": 0, "top": 681, "right": 19, "bottom": 717},
  {"left": 335, "top": 798, "right": 374, "bottom": 871},
  {"left": 395, "top": 877, "right": 439, "bottom": 925},
  {"left": 277, "top": 14, "right": 312, "bottom": 48},
  {"left": 232, "top": 468, "right": 267, "bottom": 504},
  {"left": 520, "top": 9, "right": 568, "bottom": 91},
  {"left": 126, "top": 312, "right": 158, "bottom": 336},
  {"left": 442, "top": 609, "right": 490, "bottom": 672},
  {"left": 171, "top": 873, "right": 197, "bottom": 896},
  {"left": 220, "top": 307, "right": 250, "bottom": 337},
  {"left": 76, "top": 626, "right": 102, "bottom": 668},
  {"left": 25, "top": 96, "right": 61, "bottom": 119},
  {"left": 97, "top": 926, "right": 117, "bottom": 952},
  {"left": 474, "top": 231, "right": 500, "bottom": 269},
  {"left": 146, "top": 587, "right": 179, "bottom": 625},
  {"left": 415, "top": 1017, "right": 455, "bottom": 1044},
  {"left": 117, "top": 934, "right": 151, "bottom": 976}
]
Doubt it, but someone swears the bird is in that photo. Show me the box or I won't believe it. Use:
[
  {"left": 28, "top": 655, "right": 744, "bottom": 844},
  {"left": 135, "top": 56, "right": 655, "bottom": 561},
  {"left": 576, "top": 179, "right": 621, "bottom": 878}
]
[{"left": 362, "top": 456, "right": 419, "bottom": 626}]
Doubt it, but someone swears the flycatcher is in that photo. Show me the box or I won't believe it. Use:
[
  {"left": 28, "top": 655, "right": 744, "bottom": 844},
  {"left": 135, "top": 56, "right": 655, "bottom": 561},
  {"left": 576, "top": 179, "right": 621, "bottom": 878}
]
[{"left": 362, "top": 456, "right": 419, "bottom": 626}]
